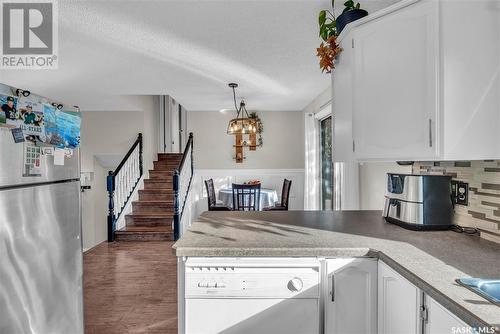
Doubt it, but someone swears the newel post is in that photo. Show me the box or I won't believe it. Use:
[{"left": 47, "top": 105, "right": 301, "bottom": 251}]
[
  {"left": 189, "top": 132, "right": 194, "bottom": 175},
  {"left": 173, "top": 169, "right": 180, "bottom": 241},
  {"left": 138, "top": 133, "right": 143, "bottom": 177},
  {"left": 107, "top": 171, "right": 116, "bottom": 242}
]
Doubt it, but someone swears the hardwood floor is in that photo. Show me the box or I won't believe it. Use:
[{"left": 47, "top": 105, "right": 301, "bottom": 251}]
[{"left": 84, "top": 241, "right": 177, "bottom": 334}]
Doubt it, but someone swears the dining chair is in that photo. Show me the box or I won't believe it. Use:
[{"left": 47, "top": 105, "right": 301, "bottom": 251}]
[
  {"left": 232, "top": 183, "right": 261, "bottom": 211},
  {"left": 205, "top": 179, "right": 231, "bottom": 211},
  {"left": 263, "top": 179, "right": 292, "bottom": 211}
]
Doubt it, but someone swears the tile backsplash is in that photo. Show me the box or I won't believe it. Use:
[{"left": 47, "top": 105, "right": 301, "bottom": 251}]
[{"left": 413, "top": 161, "right": 500, "bottom": 244}]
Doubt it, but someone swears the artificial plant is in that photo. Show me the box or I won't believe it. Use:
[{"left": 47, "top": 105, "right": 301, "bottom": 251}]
[
  {"left": 249, "top": 112, "right": 264, "bottom": 147},
  {"left": 317, "top": 0, "right": 343, "bottom": 73}
]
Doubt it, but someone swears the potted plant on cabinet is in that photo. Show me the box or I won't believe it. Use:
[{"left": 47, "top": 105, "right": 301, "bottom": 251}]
[
  {"left": 317, "top": 1, "right": 342, "bottom": 73},
  {"left": 335, "top": 0, "right": 368, "bottom": 34}
]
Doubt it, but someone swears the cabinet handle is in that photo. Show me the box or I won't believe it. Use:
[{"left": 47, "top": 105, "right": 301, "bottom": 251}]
[
  {"left": 331, "top": 275, "right": 335, "bottom": 302},
  {"left": 428, "top": 119, "right": 433, "bottom": 147}
]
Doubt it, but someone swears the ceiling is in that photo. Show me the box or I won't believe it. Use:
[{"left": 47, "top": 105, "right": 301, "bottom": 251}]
[{"left": 0, "top": 0, "right": 398, "bottom": 112}]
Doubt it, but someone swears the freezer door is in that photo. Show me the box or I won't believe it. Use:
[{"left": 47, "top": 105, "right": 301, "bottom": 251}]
[
  {"left": 0, "top": 181, "right": 83, "bottom": 334},
  {"left": 0, "top": 128, "right": 80, "bottom": 188}
]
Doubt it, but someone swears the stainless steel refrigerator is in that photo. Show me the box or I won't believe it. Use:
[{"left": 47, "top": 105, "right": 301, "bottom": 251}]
[{"left": 0, "top": 128, "right": 84, "bottom": 333}]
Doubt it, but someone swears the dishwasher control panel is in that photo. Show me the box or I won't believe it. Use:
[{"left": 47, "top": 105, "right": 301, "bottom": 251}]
[{"left": 184, "top": 258, "right": 320, "bottom": 298}]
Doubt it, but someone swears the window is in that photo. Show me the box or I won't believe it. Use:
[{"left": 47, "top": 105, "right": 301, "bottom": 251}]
[{"left": 320, "top": 116, "right": 333, "bottom": 210}]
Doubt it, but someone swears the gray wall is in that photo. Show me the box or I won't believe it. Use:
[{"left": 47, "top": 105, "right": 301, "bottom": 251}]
[
  {"left": 79, "top": 95, "right": 158, "bottom": 250},
  {"left": 188, "top": 110, "right": 305, "bottom": 169}
]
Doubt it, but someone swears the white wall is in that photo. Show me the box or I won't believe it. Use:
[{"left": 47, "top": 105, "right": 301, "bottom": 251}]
[
  {"left": 359, "top": 162, "right": 411, "bottom": 210},
  {"left": 80, "top": 95, "right": 158, "bottom": 251},
  {"left": 81, "top": 96, "right": 158, "bottom": 173},
  {"left": 187, "top": 110, "right": 304, "bottom": 169},
  {"left": 302, "top": 87, "right": 331, "bottom": 116}
]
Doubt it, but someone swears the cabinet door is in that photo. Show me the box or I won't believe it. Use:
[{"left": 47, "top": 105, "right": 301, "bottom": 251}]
[
  {"left": 378, "top": 261, "right": 420, "bottom": 334},
  {"left": 332, "top": 34, "right": 355, "bottom": 163},
  {"left": 441, "top": 0, "right": 500, "bottom": 160},
  {"left": 332, "top": 34, "right": 361, "bottom": 210},
  {"left": 325, "top": 258, "right": 377, "bottom": 334},
  {"left": 352, "top": 0, "right": 439, "bottom": 160},
  {"left": 426, "top": 296, "right": 469, "bottom": 334}
]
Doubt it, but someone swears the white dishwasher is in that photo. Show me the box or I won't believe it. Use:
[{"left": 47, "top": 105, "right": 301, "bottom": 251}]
[{"left": 184, "top": 257, "right": 321, "bottom": 334}]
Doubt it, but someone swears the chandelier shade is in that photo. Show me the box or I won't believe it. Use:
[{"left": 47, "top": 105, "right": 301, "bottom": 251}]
[
  {"left": 226, "top": 101, "right": 258, "bottom": 135},
  {"left": 226, "top": 83, "right": 261, "bottom": 136}
]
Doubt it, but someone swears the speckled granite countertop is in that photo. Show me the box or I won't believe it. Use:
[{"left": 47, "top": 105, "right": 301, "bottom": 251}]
[{"left": 173, "top": 210, "right": 500, "bottom": 330}]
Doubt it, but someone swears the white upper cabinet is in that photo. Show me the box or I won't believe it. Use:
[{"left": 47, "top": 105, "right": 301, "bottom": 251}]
[
  {"left": 333, "top": 0, "right": 500, "bottom": 161},
  {"left": 352, "top": 0, "right": 439, "bottom": 160},
  {"left": 440, "top": 0, "right": 500, "bottom": 160},
  {"left": 332, "top": 34, "right": 355, "bottom": 163},
  {"left": 325, "top": 258, "right": 377, "bottom": 334}
]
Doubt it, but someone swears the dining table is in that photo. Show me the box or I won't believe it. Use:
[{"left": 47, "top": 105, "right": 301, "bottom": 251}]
[{"left": 218, "top": 186, "right": 279, "bottom": 210}]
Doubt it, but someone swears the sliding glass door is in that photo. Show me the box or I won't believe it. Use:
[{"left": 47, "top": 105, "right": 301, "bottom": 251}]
[{"left": 320, "top": 116, "right": 333, "bottom": 210}]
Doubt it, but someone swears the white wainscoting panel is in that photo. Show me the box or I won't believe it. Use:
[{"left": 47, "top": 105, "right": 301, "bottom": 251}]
[{"left": 194, "top": 169, "right": 304, "bottom": 217}]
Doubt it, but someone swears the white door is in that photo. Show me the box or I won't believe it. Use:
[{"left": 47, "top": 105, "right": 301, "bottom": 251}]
[
  {"left": 171, "top": 99, "right": 180, "bottom": 152},
  {"left": 378, "top": 261, "right": 420, "bottom": 334},
  {"left": 325, "top": 258, "right": 378, "bottom": 334},
  {"left": 352, "top": 0, "right": 439, "bottom": 160},
  {"left": 426, "top": 296, "right": 469, "bottom": 334}
]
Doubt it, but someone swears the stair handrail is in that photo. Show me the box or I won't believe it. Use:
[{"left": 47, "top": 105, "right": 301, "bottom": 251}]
[
  {"left": 173, "top": 132, "right": 194, "bottom": 240},
  {"left": 107, "top": 133, "right": 144, "bottom": 242}
]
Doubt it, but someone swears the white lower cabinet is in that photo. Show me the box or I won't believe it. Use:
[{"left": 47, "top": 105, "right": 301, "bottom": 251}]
[
  {"left": 425, "top": 296, "right": 469, "bottom": 334},
  {"left": 378, "top": 261, "right": 421, "bottom": 334},
  {"left": 378, "top": 261, "right": 472, "bottom": 334},
  {"left": 325, "top": 258, "right": 378, "bottom": 334}
]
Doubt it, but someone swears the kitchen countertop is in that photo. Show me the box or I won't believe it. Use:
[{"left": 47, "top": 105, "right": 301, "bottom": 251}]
[{"left": 173, "top": 210, "right": 500, "bottom": 330}]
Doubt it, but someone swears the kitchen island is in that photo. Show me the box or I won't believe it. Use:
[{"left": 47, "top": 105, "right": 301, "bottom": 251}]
[{"left": 173, "top": 210, "right": 500, "bottom": 332}]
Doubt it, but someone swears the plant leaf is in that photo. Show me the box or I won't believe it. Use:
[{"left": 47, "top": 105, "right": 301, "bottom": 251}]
[
  {"left": 321, "top": 29, "right": 328, "bottom": 41},
  {"left": 319, "top": 10, "right": 326, "bottom": 25},
  {"left": 319, "top": 25, "right": 326, "bottom": 35}
]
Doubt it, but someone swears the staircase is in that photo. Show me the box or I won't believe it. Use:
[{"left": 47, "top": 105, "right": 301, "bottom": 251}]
[{"left": 114, "top": 153, "right": 183, "bottom": 241}]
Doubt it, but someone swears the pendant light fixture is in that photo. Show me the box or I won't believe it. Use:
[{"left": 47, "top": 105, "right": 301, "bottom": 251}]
[{"left": 226, "top": 83, "right": 259, "bottom": 135}]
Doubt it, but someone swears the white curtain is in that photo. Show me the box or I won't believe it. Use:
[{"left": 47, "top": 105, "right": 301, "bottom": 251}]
[{"left": 304, "top": 113, "right": 320, "bottom": 210}]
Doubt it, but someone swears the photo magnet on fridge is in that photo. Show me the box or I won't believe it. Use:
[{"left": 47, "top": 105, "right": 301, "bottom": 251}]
[{"left": 0, "top": 94, "right": 18, "bottom": 126}]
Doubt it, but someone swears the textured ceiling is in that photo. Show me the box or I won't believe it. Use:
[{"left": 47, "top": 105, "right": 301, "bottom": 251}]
[{"left": 0, "top": 0, "right": 399, "bottom": 112}]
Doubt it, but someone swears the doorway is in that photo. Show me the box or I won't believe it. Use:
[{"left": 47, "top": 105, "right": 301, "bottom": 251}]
[{"left": 320, "top": 116, "right": 333, "bottom": 210}]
